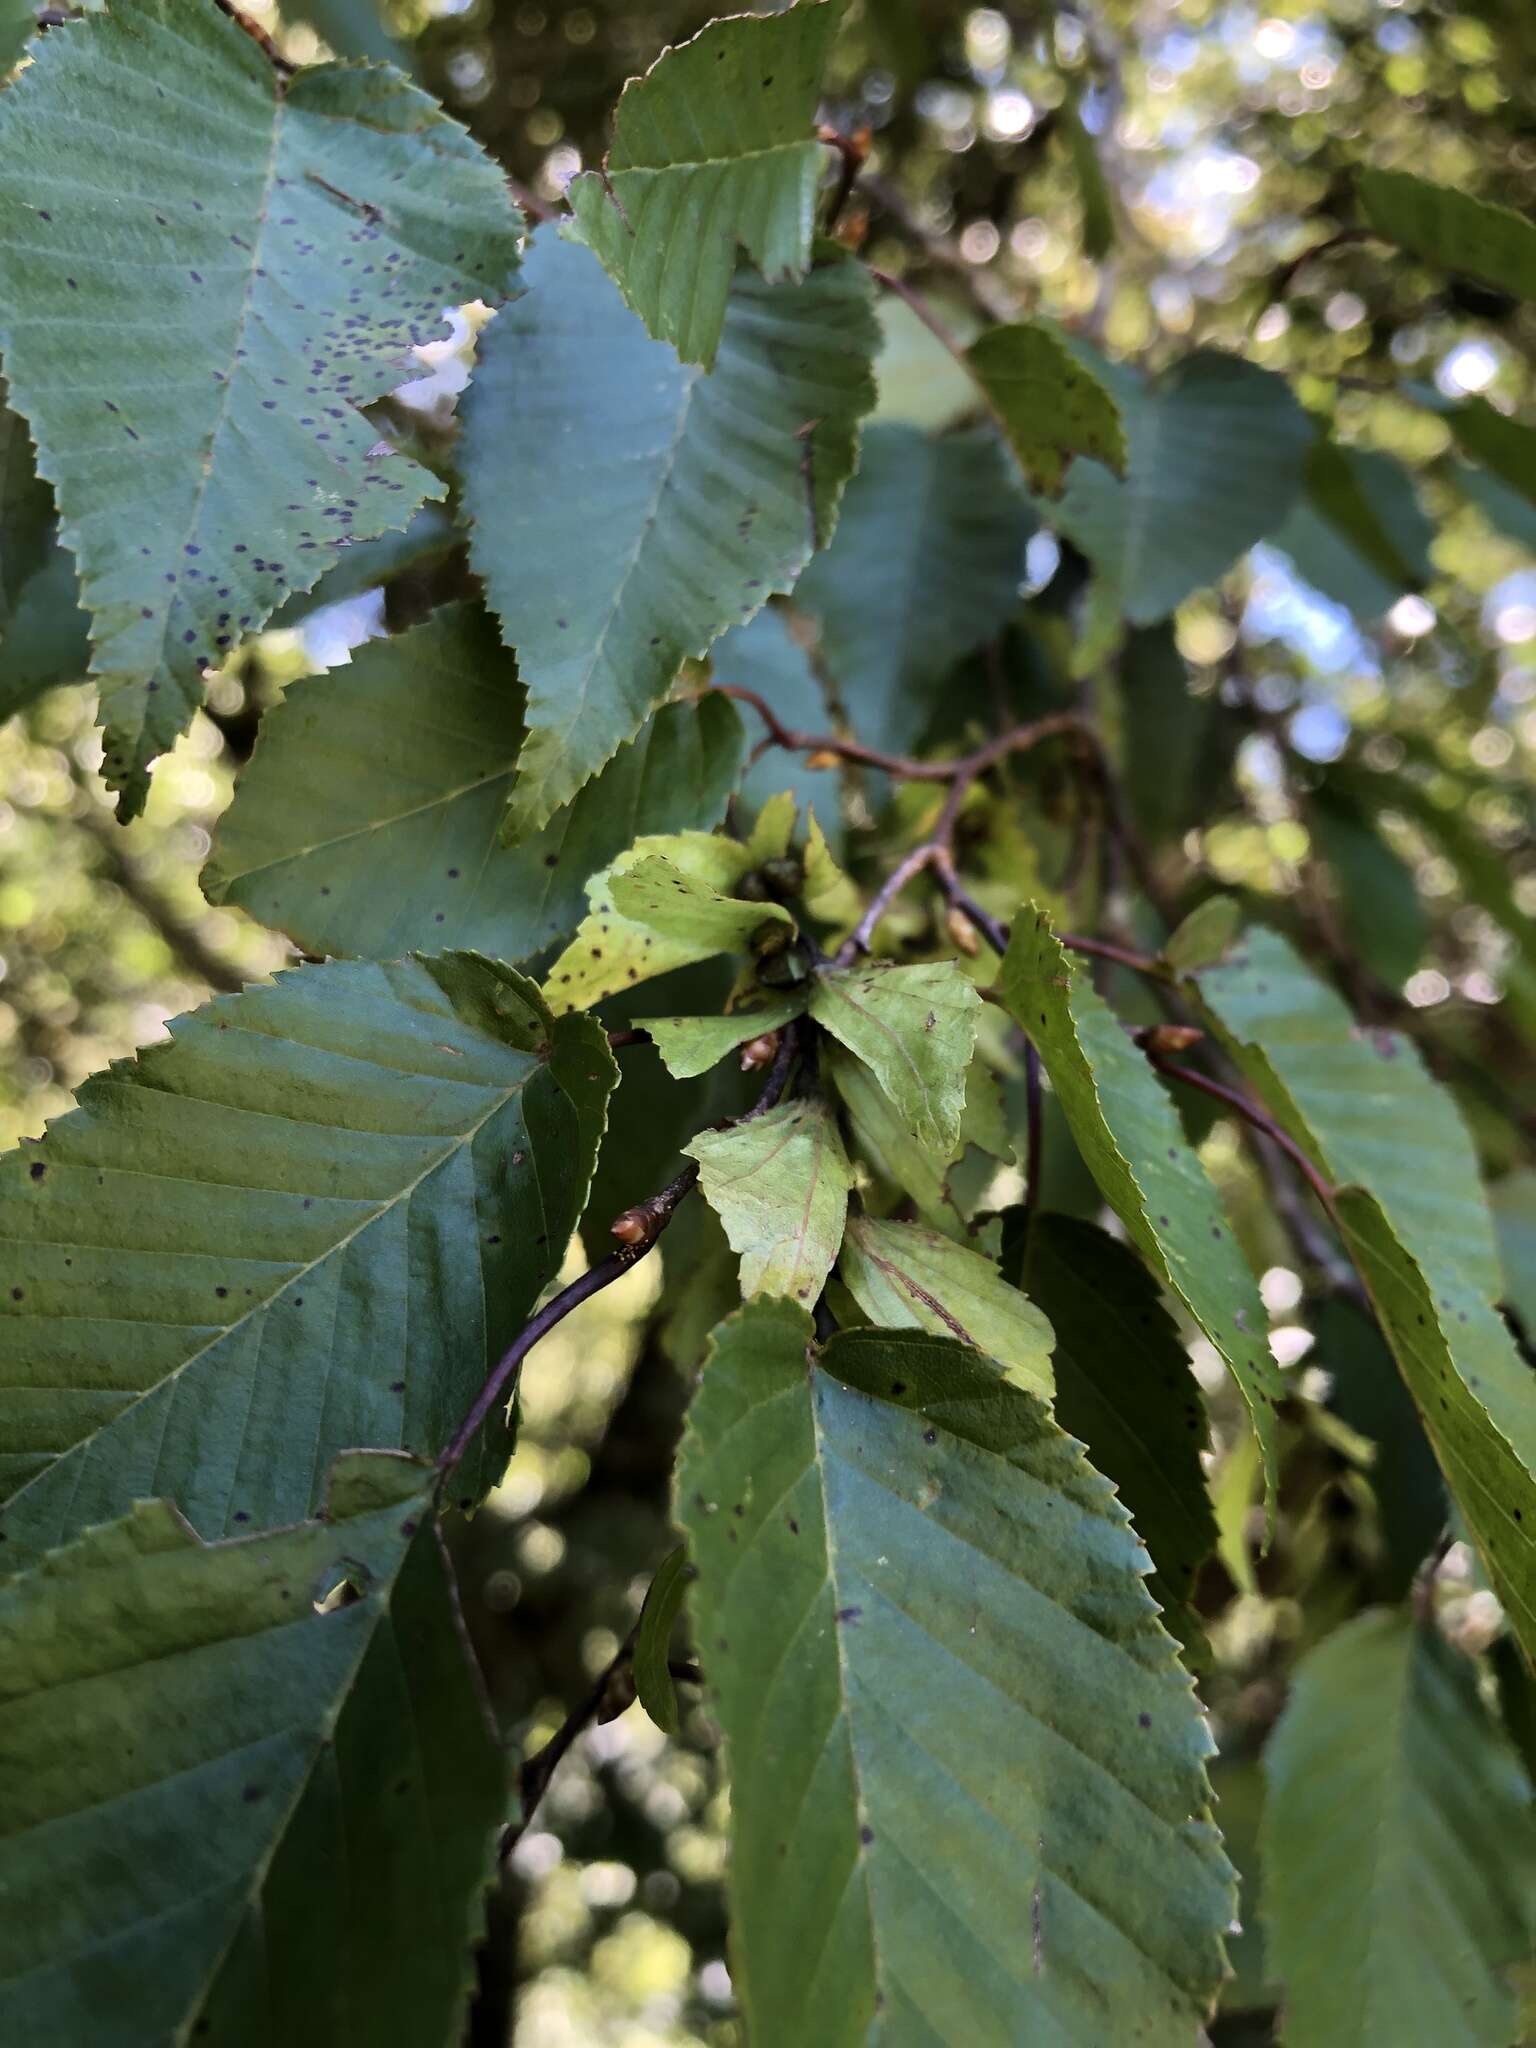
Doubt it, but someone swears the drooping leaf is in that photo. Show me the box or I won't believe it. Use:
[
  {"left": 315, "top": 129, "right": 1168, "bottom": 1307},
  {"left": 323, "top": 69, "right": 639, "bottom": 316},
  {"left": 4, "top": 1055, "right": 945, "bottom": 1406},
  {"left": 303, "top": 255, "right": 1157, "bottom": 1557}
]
[
  {"left": 544, "top": 830, "right": 766, "bottom": 1013},
  {"left": 789, "top": 421, "right": 1034, "bottom": 753},
  {"left": 686, "top": 1097, "right": 854, "bottom": 1305},
  {"left": 1117, "top": 619, "right": 1235, "bottom": 846},
  {"left": 824, "top": 1040, "right": 997, "bottom": 1242},
  {"left": 206, "top": 605, "right": 746, "bottom": 962},
  {"left": 610, "top": 853, "right": 794, "bottom": 951},
  {"left": 678, "top": 1304, "right": 1234, "bottom": 2043},
  {"left": 1163, "top": 893, "right": 1242, "bottom": 972},
  {"left": 997, "top": 905, "right": 1284, "bottom": 1501},
  {"left": 1188, "top": 927, "right": 1536, "bottom": 1660},
  {"left": 838, "top": 1212, "right": 1055, "bottom": 1398},
  {"left": 1270, "top": 439, "right": 1435, "bottom": 622},
  {"left": 966, "top": 320, "right": 1126, "bottom": 496},
  {"left": 808, "top": 958, "right": 982, "bottom": 1162},
  {"left": 0, "top": 0, "right": 523, "bottom": 814},
  {"left": 633, "top": 1542, "right": 692, "bottom": 1736},
  {"left": 1307, "top": 787, "right": 1428, "bottom": 990},
  {"left": 1062, "top": 93, "right": 1115, "bottom": 259},
  {"left": 1263, "top": 1609, "right": 1536, "bottom": 2048},
  {"left": 0, "top": 955, "right": 614, "bottom": 1561},
  {"left": 1360, "top": 167, "right": 1536, "bottom": 300},
  {"left": 0, "top": 1452, "right": 505, "bottom": 2044},
  {"left": 645, "top": 997, "right": 805, "bottom": 1081},
  {"left": 1051, "top": 351, "right": 1311, "bottom": 624},
  {"left": 567, "top": 3, "right": 837, "bottom": 366},
  {"left": 1021, "top": 1213, "right": 1219, "bottom": 1653},
  {"left": 461, "top": 232, "right": 876, "bottom": 838}
]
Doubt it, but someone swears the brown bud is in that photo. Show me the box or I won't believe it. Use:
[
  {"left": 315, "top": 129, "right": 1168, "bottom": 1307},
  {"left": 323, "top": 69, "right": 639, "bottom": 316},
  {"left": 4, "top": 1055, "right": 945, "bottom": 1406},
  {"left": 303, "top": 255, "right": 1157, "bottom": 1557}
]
[
  {"left": 805, "top": 748, "right": 842, "bottom": 770},
  {"left": 739, "top": 1031, "right": 780, "bottom": 1072},
  {"left": 611, "top": 1209, "right": 649, "bottom": 1247},
  {"left": 945, "top": 905, "right": 980, "bottom": 957},
  {"left": 1134, "top": 1023, "right": 1205, "bottom": 1056}
]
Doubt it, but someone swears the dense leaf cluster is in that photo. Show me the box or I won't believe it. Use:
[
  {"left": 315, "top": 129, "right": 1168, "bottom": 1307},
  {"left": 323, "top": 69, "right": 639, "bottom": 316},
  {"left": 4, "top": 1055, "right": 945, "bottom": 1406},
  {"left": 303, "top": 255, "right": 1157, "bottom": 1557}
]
[{"left": 1, "top": 3, "right": 1534, "bottom": 2043}]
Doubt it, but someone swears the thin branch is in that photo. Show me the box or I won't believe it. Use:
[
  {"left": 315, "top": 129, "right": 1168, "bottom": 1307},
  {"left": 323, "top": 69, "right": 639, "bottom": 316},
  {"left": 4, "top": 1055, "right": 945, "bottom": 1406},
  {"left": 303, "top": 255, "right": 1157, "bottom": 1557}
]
[
  {"left": 1255, "top": 227, "right": 1378, "bottom": 323},
  {"left": 818, "top": 125, "right": 867, "bottom": 234},
  {"left": 503, "top": 1619, "right": 640, "bottom": 1856},
  {"left": 858, "top": 170, "right": 1018, "bottom": 323},
  {"left": 1149, "top": 1057, "right": 1337, "bottom": 1210},
  {"left": 929, "top": 866, "right": 1163, "bottom": 978}
]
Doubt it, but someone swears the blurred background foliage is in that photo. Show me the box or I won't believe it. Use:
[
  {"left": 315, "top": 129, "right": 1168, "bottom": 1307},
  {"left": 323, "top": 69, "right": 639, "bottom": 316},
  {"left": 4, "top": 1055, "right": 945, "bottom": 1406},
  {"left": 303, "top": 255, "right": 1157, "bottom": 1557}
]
[{"left": 4, "top": 0, "right": 1536, "bottom": 2039}]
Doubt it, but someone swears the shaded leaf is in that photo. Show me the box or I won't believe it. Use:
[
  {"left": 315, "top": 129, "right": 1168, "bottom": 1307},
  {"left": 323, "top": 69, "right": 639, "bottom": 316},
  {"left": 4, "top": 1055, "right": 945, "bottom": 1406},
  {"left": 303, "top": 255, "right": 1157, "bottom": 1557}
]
[
  {"left": 1189, "top": 927, "right": 1536, "bottom": 1661},
  {"left": 206, "top": 605, "right": 745, "bottom": 962},
  {"left": 1271, "top": 440, "right": 1435, "bottom": 623},
  {"left": 634, "top": 1543, "right": 692, "bottom": 1736},
  {"left": 285, "top": 0, "right": 405, "bottom": 62},
  {"left": 678, "top": 1304, "right": 1234, "bottom": 2044},
  {"left": 0, "top": 955, "right": 614, "bottom": 1560},
  {"left": 838, "top": 1212, "right": 1055, "bottom": 1398},
  {"left": 686, "top": 1097, "right": 854, "bottom": 1305},
  {"left": 610, "top": 853, "right": 794, "bottom": 950},
  {"left": 0, "top": 0, "right": 522, "bottom": 813},
  {"left": 997, "top": 905, "right": 1284, "bottom": 1501},
  {"left": 1492, "top": 1169, "right": 1536, "bottom": 1339},
  {"left": 1052, "top": 351, "right": 1310, "bottom": 624},
  {"left": 1022, "top": 1213, "right": 1218, "bottom": 1653},
  {"left": 809, "top": 957, "right": 982, "bottom": 1161},
  {"left": 568, "top": 4, "right": 837, "bottom": 366},
  {"left": 1361, "top": 167, "right": 1536, "bottom": 301},
  {"left": 1263, "top": 1609, "right": 1536, "bottom": 2048},
  {"left": 790, "top": 421, "right": 1034, "bottom": 753},
  {"left": 0, "top": 1452, "right": 504, "bottom": 2044},
  {"left": 1164, "top": 894, "right": 1242, "bottom": 972},
  {"left": 645, "top": 997, "right": 805, "bottom": 1081},
  {"left": 1308, "top": 788, "right": 1427, "bottom": 990},
  {"left": 826, "top": 1040, "right": 998, "bottom": 1242},
  {"left": 266, "top": 504, "right": 456, "bottom": 632},
  {"left": 462, "top": 233, "right": 875, "bottom": 838},
  {"left": 966, "top": 320, "right": 1126, "bottom": 496},
  {"left": 711, "top": 607, "right": 843, "bottom": 828},
  {"left": 0, "top": 390, "right": 89, "bottom": 717}
]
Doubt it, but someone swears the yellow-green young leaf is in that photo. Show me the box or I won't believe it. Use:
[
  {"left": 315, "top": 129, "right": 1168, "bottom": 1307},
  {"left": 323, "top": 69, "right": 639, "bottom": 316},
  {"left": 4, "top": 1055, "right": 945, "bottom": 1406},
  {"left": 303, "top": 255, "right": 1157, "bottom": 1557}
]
[
  {"left": 1187, "top": 927, "right": 1536, "bottom": 1662},
  {"left": 0, "top": 1452, "right": 506, "bottom": 2044},
  {"left": 997, "top": 905, "right": 1284, "bottom": 1503},
  {"left": 0, "top": 956, "right": 614, "bottom": 1561},
  {"left": 686, "top": 1098, "right": 855, "bottom": 1305},
  {"left": 1263, "top": 1610, "right": 1536, "bottom": 2048},
  {"left": 205, "top": 605, "right": 746, "bottom": 963},
  {"left": 809, "top": 958, "right": 982, "bottom": 1161},
  {"left": 1163, "top": 893, "right": 1242, "bottom": 971},
  {"left": 645, "top": 997, "right": 806, "bottom": 1081},
  {"left": 838, "top": 1212, "right": 1055, "bottom": 1399},
  {"left": 745, "top": 789, "right": 799, "bottom": 867},
  {"left": 1360, "top": 167, "right": 1536, "bottom": 301},
  {"left": 966, "top": 320, "right": 1127, "bottom": 496},
  {"left": 678, "top": 1304, "right": 1234, "bottom": 2044},
  {"left": 1022, "top": 1214, "right": 1218, "bottom": 1655},
  {"left": 633, "top": 1543, "right": 692, "bottom": 1736},
  {"left": 568, "top": 4, "right": 837, "bottom": 367},
  {"left": 1052, "top": 350, "right": 1310, "bottom": 625},
  {"left": 802, "top": 807, "right": 862, "bottom": 928},
  {"left": 610, "top": 854, "right": 794, "bottom": 951},
  {"left": 462, "top": 233, "right": 875, "bottom": 839},
  {"left": 543, "top": 831, "right": 759, "bottom": 1013},
  {"left": 790, "top": 422, "right": 1035, "bottom": 755},
  {"left": 825, "top": 1041, "right": 992, "bottom": 1241},
  {"left": 0, "top": 0, "right": 522, "bottom": 816}
]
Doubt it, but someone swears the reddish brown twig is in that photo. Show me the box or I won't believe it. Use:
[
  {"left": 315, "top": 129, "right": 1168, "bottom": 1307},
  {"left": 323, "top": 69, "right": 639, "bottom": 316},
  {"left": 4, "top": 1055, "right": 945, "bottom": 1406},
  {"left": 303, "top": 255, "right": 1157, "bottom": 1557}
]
[{"left": 1149, "top": 1057, "right": 1336, "bottom": 1210}]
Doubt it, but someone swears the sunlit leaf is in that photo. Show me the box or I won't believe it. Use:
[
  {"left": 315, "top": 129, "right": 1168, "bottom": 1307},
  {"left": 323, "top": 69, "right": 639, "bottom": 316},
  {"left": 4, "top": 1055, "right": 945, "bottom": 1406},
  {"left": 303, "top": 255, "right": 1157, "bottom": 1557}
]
[{"left": 687, "top": 1097, "right": 855, "bottom": 1304}]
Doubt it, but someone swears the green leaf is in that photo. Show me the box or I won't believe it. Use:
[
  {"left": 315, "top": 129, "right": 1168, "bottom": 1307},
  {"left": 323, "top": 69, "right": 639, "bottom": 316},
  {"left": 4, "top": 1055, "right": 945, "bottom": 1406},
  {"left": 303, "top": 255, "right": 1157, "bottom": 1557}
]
[
  {"left": 462, "top": 232, "right": 876, "bottom": 838},
  {"left": 808, "top": 958, "right": 982, "bottom": 1161},
  {"left": 790, "top": 421, "right": 1034, "bottom": 753},
  {"left": 1163, "top": 893, "right": 1242, "bottom": 972},
  {"left": 0, "top": 1452, "right": 505, "bottom": 2043},
  {"left": 802, "top": 807, "right": 861, "bottom": 926},
  {"left": 205, "top": 605, "right": 745, "bottom": 963},
  {"left": 1062, "top": 94, "right": 1115, "bottom": 259},
  {"left": 0, "top": 1, "right": 33, "bottom": 76},
  {"left": 1492, "top": 1169, "right": 1536, "bottom": 1339},
  {"left": 0, "top": 954, "right": 614, "bottom": 1561},
  {"left": 678, "top": 1303, "right": 1234, "bottom": 2043},
  {"left": 997, "top": 905, "right": 1285, "bottom": 1502},
  {"left": 1444, "top": 396, "right": 1536, "bottom": 505},
  {"left": 0, "top": 0, "right": 522, "bottom": 815},
  {"left": 838, "top": 1212, "right": 1055, "bottom": 1398},
  {"left": 686, "top": 1097, "right": 854, "bottom": 1304},
  {"left": 1361, "top": 167, "right": 1536, "bottom": 300},
  {"left": 966, "top": 320, "right": 1126, "bottom": 496},
  {"left": 1307, "top": 788, "right": 1427, "bottom": 990},
  {"left": 266, "top": 504, "right": 456, "bottom": 632},
  {"left": 745, "top": 788, "right": 798, "bottom": 867},
  {"left": 633, "top": 1543, "right": 692, "bottom": 1736},
  {"left": 0, "top": 391, "right": 89, "bottom": 716},
  {"left": 1188, "top": 927, "right": 1536, "bottom": 1662},
  {"left": 544, "top": 830, "right": 764, "bottom": 1013},
  {"left": 1263, "top": 1609, "right": 1536, "bottom": 2048},
  {"left": 645, "top": 997, "right": 805, "bottom": 1081},
  {"left": 285, "top": 0, "right": 405, "bottom": 63},
  {"left": 1271, "top": 440, "right": 1435, "bottom": 623},
  {"left": 610, "top": 853, "right": 794, "bottom": 951},
  {"left": 711, "top": 607, "right": 843, "bottom": 827},
  {"left": 823, "top": 1040, "right": 980, "bottom": 1241},
  {"left": 1052, "top": 351, "right": 1311, "bottom": 624},
  {"left": 1022, "top": 1213, "right": 1219, "bottom": 1654},
  {"left": 567, "top": 3, "right": 837, "bottom": 367}
]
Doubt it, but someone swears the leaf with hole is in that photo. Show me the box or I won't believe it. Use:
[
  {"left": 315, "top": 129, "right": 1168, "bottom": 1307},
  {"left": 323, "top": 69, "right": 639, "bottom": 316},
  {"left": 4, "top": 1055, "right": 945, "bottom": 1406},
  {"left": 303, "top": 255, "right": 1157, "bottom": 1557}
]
[{"left": 0, "top": 0, "right": 522, "bottom": 814}]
